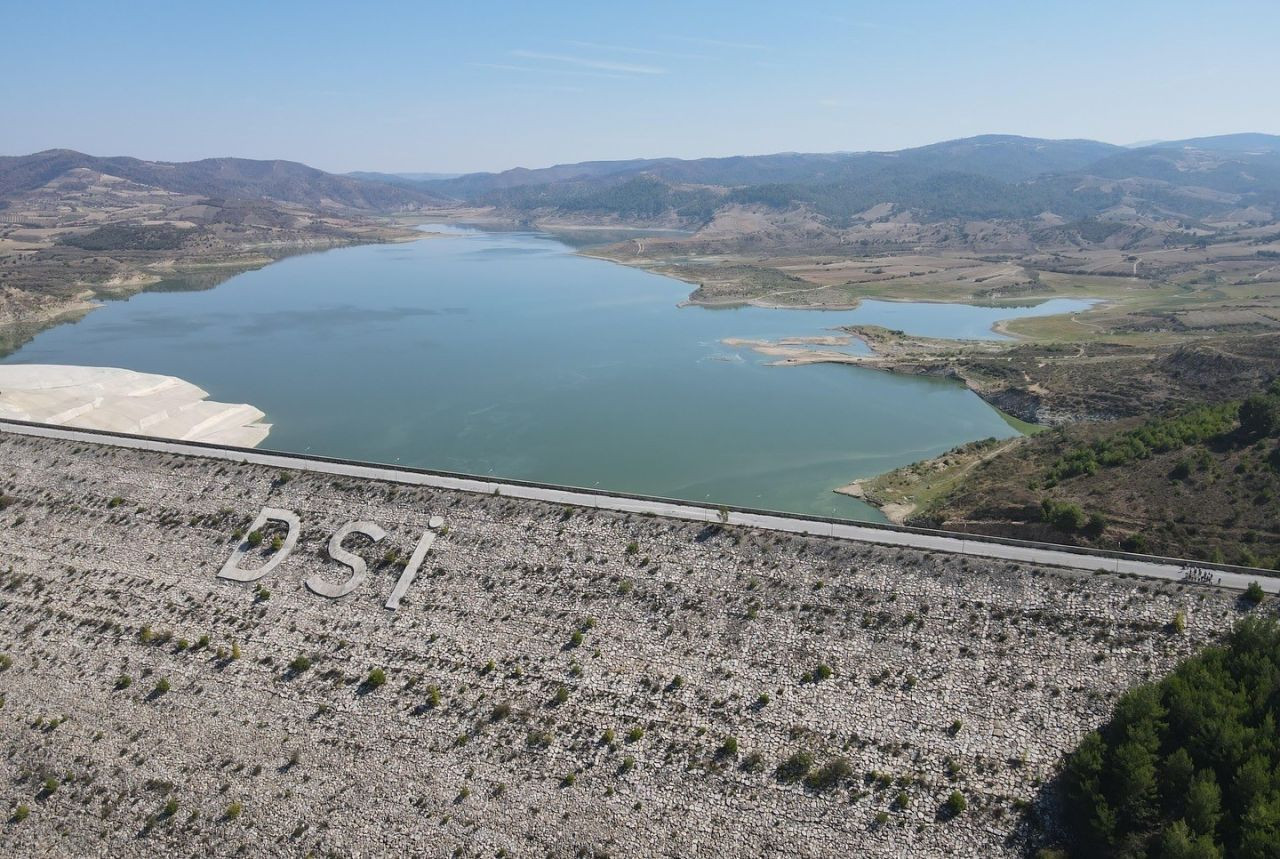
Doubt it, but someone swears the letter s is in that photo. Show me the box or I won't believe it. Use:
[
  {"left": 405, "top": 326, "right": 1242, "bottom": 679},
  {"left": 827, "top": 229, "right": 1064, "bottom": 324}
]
[{"left": 306, "top": 520, "right": 386, "bottom": 599}]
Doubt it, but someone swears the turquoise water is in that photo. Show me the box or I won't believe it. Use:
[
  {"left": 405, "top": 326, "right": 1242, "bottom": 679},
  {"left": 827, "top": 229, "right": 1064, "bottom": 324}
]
[{"left": 1, "top": 226, "right": 1090, "bottom": 520}]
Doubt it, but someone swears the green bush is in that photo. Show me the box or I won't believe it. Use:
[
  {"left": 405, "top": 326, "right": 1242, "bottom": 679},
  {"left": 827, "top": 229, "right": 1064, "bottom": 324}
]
[
  {"left": 1042, "top": 499, "right": 1087, "bottom": 533},
  {"left": 288, "top": 655, "right": 312, "bottom": 674},
  {"left": 1244, "top": 581, "right": 1265, "bottom": 605},
  {"left": 803, "top": 757, "right": 852, "bottom": 792},
  {"left": 945, "top": 790, "right": 967, "bottom": 816},
  {"left": 1240, "top": 392, "right": 1280, "bottom": 438},
  {"left": 776, "top": 750, "right": 814, "bottom": 784},
  {"left": 800, "top": 663, "right": 833, "bottom": 684},
  {"left": 1122, "top": 533, "right": 1149, "bottom": 553},
  {"left": 13, "top": 804, "right": 29, "bottom": 822},
  {"left": 364, "top": 667, "right": 386, "bottom": 689}
]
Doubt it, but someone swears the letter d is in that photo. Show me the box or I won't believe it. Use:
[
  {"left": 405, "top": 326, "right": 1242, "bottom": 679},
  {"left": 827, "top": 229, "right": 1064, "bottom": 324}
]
[{"left": 218, "top": 507, "right": 301, "bottom": 582}]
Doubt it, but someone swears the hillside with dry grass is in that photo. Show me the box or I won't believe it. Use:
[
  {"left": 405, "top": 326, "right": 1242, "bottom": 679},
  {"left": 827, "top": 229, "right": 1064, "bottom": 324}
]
[{"left": 908, "top": 383, "right": 1280, "bottom": 568}]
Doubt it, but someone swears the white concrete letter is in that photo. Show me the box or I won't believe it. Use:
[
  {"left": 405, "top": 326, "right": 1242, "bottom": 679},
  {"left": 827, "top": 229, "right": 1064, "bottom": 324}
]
[
  {"left": 217, "top": 507, "right": 300, "bottom": 583},
  {"left": 384, "top": 516, "right": 445, "bottom": 610},
  {"left": 306, "top": 520, "right": 386, "bottom": 599}
]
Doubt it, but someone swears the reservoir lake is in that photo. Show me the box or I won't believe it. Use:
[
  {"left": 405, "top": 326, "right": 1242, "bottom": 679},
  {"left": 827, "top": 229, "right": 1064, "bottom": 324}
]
[{"left": 2, "top": 225, "right": 1092, "bottom": 520}]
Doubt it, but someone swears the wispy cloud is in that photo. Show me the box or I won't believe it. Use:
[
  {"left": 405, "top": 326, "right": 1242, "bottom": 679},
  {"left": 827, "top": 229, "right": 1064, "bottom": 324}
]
[
  {"left": 510, "top": 83, "right": 587, "bottom": 94},
  {"left": 511, "top": 50, "right": 667, "bottom": 75},
  {"left": 565, "top": 40, "right": 708, "bottom": 61},
  {"left": 468, "top": 62, "right": 630, "bottom": 80},
  {"left": 663, "top": 35, "right": 771, "bottom": 51},
  {"left": 823, "top": 15, "right": 906, "bottom": 33},
  {"left": 564, "top": 40, "right": 664, "bottom": 57}
]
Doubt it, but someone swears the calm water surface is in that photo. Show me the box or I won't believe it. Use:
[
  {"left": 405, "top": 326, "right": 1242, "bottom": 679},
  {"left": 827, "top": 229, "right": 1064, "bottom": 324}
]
[{"left": 3, "top": 226, "right": 1091, "bottom": 520}]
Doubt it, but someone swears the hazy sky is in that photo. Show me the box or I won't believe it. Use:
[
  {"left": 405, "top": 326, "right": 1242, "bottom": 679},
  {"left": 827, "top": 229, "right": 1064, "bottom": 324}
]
[{"left": 5, "top": 0, "right": 1278, "bottom": 174}]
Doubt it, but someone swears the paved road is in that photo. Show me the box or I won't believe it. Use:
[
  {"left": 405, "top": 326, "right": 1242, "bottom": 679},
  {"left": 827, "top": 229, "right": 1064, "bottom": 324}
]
[{"left": 2, "top": 419, "right": 1274, "bottom": 594}]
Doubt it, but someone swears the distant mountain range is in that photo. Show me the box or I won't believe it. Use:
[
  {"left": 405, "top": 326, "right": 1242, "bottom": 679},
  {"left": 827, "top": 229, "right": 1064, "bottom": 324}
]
[
  {"left": 5, "top": 133, "right": 1279, "bottom": 232},
  {"left": 355, "top": 133, "right": 1280, "bottom": 228},
  {"left": 423, "top": 135, "right": 1126, "bottom": 196},
  {"left": 0, "top": 150, "right": 447, "bottom": 211}
]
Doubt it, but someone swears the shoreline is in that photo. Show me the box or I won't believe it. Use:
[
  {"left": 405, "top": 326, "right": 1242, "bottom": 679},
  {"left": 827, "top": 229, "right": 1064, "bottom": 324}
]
[
  {"left": 832, "top": 434, "right": 1029, "bottom": 525},
  {"left": 414, "top": 224, "right": 1059, "bottom": 521},
  {"left": 2, "top": 218, "right": 1048, "bottom": 524},
  {"left": 832, "top": 478, "right": 917, "bottom": 525},
  {"left": 0, "top": 227, "right": 434, "bottom": 359}
]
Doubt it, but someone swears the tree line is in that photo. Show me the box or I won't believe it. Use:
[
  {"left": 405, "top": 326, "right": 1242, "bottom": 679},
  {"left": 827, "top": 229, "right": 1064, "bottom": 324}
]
[{"left": 1061, "top": 617, "right": 1280, "bottom": 858}]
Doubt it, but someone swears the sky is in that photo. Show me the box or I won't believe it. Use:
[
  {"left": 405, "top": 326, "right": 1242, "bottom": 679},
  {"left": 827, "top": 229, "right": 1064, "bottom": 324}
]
[{"left": 4, "top": 0, "right": 1279, "bottom": 175}]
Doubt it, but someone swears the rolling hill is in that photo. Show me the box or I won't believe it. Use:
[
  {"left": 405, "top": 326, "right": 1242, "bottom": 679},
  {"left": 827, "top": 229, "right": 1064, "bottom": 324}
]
[
  {"left": 0, "top": 150, "right": 447, "bottom": 211},
  {"left": 382, "top": 133, "right": 1280, "bottom": 230}
]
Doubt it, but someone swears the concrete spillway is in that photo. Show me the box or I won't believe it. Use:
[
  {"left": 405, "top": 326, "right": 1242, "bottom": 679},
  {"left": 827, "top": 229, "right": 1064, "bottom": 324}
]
[{"left": 0, "top": 364, "right": 269, "bottom": 447}]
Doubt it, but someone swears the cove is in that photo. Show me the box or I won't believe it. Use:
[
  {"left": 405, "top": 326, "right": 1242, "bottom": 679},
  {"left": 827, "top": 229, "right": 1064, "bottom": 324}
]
[{"left": 0, "top": 225, "right": 1092, "bottom": 520}]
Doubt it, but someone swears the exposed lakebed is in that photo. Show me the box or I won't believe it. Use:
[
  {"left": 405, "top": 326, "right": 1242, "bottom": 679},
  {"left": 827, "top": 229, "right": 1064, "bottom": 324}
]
[{"left": 2, "top": 225, "right": 1091, "bottom": 519}]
